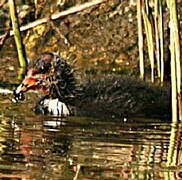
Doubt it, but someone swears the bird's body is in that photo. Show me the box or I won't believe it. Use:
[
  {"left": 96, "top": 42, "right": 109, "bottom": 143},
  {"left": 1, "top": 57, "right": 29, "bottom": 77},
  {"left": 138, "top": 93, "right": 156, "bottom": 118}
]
[{"left": 13, "top": 52, "right": 171, "bottom": 119}]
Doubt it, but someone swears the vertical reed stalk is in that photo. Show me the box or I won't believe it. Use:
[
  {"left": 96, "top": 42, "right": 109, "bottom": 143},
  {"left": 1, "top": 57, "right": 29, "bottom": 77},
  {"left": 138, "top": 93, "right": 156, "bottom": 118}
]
[
  {"left": 143, "top": 10, "right": 155, "bottom": 82},
  {"left": 144, "top": 0, "right": 149, "bottom": 15},
  {"left": 154, "top": 0, "right": 161, "bottom": 78},
  {"left": 167, "top": 0, "right": 181, "bottom": 121},
  {"left": 158, "top": 0, "right": 164, "bottom": 83},
  {"left": 9, "top": 0, "right": 27, "bottom": 68},
  {"left": 170, "top": 37, "right": 178, "bottom": 122},
  {"left": 171, "top": 1, "right": 181, "bottom": 121},
  {"left": 137, "top": 0, "right": 144, "bottom": 80},
  {"left": 34, "top": 0, "right": 38, "bottom": 18}
]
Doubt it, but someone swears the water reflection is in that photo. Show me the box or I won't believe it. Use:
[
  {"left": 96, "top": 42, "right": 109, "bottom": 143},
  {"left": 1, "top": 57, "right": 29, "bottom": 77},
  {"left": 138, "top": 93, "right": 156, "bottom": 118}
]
[
  {"left": 0, "top": 89, "right": 181, "bottom": 179},
  {"left": 0, "top": 103, "right": 182, "bottom": 180}
]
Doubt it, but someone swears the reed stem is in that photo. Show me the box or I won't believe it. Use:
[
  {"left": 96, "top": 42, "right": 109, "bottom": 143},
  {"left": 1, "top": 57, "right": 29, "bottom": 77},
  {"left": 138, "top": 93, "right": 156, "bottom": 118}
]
[
  {"left": 143, "top": 9, "right": 155, "bottom": 82},
  {"left": 137, "top": 0, "right": 144, "bottom": 80},
  {"left": 9, "top": 0, "right": 27, "bottom": 68}
]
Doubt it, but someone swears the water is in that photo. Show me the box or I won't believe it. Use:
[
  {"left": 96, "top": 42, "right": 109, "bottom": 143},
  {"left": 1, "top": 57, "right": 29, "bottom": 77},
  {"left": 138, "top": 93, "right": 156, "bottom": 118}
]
[{"left": 0, "top": 92, "right": 181, "bottom": 179}]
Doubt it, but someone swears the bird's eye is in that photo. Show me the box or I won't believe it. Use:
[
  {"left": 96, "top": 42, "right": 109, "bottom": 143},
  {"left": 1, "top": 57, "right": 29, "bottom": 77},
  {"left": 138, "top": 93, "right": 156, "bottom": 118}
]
[{"left": 24, "top": 84, "right": 28, "bottom": 88}]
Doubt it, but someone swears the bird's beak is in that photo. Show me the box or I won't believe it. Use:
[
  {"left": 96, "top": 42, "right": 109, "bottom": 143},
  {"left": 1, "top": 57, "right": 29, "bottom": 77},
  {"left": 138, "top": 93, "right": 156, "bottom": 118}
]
[
  {"left": 16, "top": 77, "right": 37, "bottom": 93},
  {"left": 13, "top": 77, "right": 37, "bottom": 102}
]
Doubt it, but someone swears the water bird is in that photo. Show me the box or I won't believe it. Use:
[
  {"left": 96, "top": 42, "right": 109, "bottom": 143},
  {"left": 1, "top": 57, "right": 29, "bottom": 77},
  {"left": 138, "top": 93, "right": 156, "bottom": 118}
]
[{"left": 13, "top": 52, "right": 171, "bottom": 119}]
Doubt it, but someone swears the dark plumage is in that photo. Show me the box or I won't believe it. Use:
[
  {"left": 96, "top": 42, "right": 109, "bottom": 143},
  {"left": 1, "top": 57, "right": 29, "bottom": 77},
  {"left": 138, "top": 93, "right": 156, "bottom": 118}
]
[
  {"left": 75, "top": 76, "right": 170, "bottom": 118},
  {"left": 13, "top": 52, "right": 171, "bottom": 119}
]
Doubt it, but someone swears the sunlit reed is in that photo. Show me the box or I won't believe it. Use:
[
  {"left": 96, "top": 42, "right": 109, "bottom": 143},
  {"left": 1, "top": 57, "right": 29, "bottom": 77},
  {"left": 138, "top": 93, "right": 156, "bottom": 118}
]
[
  {"left": 167, "top": 0, "right": 181, "bottom": 122},
  {"left": 158, "top": 0, "right": 164, "bottom": 83},
  {"left": 154, "top": 0, "right": 161, "bottom": 79},
  {"left": 8, "top": 0, "right": 27, "bottom": 68},
  {"left": 143, "top": 10, "right": 155, "bottom": 82},
  {"left": 137, "top": 0, "right": 144, "bottom": 80}
]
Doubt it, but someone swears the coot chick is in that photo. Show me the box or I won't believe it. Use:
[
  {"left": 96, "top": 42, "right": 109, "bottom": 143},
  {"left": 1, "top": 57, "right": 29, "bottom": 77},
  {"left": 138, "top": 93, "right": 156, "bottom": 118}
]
[{"left": 13, "top": 52, "right": 171, "bottom": 119}]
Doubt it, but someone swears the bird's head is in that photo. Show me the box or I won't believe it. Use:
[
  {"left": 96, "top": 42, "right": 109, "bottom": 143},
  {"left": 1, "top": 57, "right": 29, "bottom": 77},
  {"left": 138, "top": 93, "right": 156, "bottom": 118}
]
[
  {"left": 13, "top": 68, "right": 49, "bottom": 102},
  {"left": 12, "top": 52, "right": 76, "bottom": 103},
  {"left": 12, "top": 53, "right": 54, "bottom": 102}
]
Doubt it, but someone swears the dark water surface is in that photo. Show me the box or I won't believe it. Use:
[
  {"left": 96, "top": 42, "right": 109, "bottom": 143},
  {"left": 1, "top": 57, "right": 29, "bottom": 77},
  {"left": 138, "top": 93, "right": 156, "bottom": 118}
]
[{"left": 0, "top": 91, "right": 182, "bottom": 180}]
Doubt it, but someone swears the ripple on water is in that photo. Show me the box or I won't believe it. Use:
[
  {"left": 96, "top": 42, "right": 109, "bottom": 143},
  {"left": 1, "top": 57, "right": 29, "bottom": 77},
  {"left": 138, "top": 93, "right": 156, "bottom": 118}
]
[{"left": 0, "top": 92, "right": 180, "bottom": 179}]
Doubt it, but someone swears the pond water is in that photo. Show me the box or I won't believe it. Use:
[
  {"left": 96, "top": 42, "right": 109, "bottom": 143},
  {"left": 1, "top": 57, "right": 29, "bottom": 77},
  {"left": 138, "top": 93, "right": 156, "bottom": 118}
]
[
  {"left": 0, "top": 91, "right": 182, "bottom": 180},
  {"left": 0, "top": 55, "right": 182, "bottom": 180}
]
